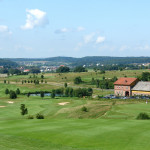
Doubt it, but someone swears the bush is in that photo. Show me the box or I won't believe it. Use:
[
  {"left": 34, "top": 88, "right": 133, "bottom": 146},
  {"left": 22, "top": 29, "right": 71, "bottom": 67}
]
[
  {"left": 27, "top": 115, "right": 34, "bottom": 119},
  {"left": 36, "top": 113, "right": 44, "bottom": 119},
  {"left": 51, "top": 90, "right": 55, "bottom": 98},
  {"left": 20, "top": 104, "right": 28, "bottom": 116},
  {"left": 16, "top": 88, "right": 20, "bottom": 95},
  {"left": 81, "top": 106, "right": 88, "bottom": 112},
  {"left": 74, "top": 76, "right": 82, "bottom": 84},
  {"left": 9, "top": 90, "right": 17, "bottom": 99},
  {"left": 136, "top": 112, "right": 150, "bottom": 120}
]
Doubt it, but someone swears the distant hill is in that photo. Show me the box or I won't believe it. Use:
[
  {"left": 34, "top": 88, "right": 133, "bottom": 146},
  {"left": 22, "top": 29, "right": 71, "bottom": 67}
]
[
  {"left": 0, "top": 59, "right": 18, "bottom": 67},
  {"left": 7, "top": 56, "right": 150, "bottom": 66}
]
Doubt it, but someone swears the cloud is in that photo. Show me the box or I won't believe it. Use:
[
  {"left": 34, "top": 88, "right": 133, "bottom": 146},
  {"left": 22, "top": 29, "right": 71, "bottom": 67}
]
[
  {"left": 55, "top": 26, "right": 85, "bottom": 34},
  {"left": 0, "top": 25, "right": 12, "bottom": 34},
  {"left": 84, "top": 33, "right": 95, "bottom": 44},
  {"left": 77, "top": 26, "right": 85, "bottom": 31},
  {"left": 96, "top": 36, "right": 105, "bottom": 44},
  {"left": 21, "top": 9, "right": 49, "bottom": 30},
  {"left": 55, "top": 28, "right": 69, "bottom": 34}
]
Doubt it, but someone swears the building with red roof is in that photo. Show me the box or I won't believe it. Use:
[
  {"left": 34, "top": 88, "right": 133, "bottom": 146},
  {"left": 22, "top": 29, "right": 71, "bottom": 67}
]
[{"left": 114, "top": 77, "right": 138, "bottom": 96}]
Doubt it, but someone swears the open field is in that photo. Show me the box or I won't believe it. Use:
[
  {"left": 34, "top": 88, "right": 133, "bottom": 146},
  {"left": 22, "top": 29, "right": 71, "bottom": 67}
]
[
  {"left": 1, "top": 70, "right": 150, "bottom": 149},
  {"left": 1, "top": 96, "right": 150, "bottom": 150}
]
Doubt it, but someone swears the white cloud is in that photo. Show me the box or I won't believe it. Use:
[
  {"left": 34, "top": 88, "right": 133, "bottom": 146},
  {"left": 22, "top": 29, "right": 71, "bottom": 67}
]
[
  {"left": 96, "top": 36, "right": 105, "bottom": 44},
  {"left": 55, "top": 28, "right": 69, "bottom": 34},
  {"left": 55, "top": 26, "right": 85, "bottom": 34},
  {"left": 0, "top": 25, "right": 12, "bottom": 34},
  {"left": 21, "top": 9, "right": 49, "bottom": 30},
  {"left": 77, "top": 26, "right": 85, "bottom": 31},
  {"left": 84, "top": 33, "right": 95, "bottom": 44}
]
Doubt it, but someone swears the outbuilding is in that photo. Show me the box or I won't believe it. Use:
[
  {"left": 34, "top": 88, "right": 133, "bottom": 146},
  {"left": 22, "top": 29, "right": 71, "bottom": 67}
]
[{"left": 132, "top": 81, "right": 150, "bottom": 96}]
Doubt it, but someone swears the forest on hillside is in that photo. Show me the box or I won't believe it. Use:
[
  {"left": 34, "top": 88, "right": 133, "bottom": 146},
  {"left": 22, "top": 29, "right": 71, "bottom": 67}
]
[{"left": 8, "top": 56, "right": 150, "bottom": 66}]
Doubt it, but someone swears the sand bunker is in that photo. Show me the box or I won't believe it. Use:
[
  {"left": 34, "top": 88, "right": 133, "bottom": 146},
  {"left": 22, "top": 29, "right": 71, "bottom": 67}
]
[
  {"left": 58, "top": 102, "right": 70, "bottom": 106},
  {"left": 7, "top": 101, "right": 14, "bottom": 104},
  {"left": 0, "top": 106, "right": 6, "bottom": 108}
]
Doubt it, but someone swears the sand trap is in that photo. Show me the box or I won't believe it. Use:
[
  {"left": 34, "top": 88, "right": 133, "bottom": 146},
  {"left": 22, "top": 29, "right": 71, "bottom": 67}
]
[
  {"left": 7, "top": 101, "right": 14, "bottom": 104},
  {"left": 58, "top": 102, "right": 70, "bottom": 106},
  {"left": 0, "top": 106, "right": 6, "bottom": 108}
]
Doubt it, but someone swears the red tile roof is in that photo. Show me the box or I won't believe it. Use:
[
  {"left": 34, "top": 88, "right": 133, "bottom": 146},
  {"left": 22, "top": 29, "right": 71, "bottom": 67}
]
[{"left": 114, "top": 77, "right": 138, "bottom": 86}]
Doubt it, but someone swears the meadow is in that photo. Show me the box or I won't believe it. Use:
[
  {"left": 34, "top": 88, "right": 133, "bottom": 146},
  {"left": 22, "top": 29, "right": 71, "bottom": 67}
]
[{"left": 0, "top": 69, "right": 150, "bottom": 150}]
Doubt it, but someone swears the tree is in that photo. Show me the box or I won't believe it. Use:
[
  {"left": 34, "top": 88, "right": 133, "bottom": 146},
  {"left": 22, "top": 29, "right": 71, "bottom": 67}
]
[
  {"left": 40, "top": 91, "right": 44, "bottom": 99},
  {"left": 27, "top": 92, "right": 30, "bottom": 98},
  {"left": 74, "top": 76, "right": 82, "bottom": 84},
  {"left": 140, "top": 72, "right": 150, "bottom": 81},
  {"left": 16, "top": 88, "right": 20, "bottom": 95},
  {"left": 69, "top": 87, "right": 73, "bottom": 97},
  {"left": 64, "top": 82, "right": 67, "bottom": 88},
  {"left": 65, "top": 87, "right": 69, "bottom": 97},
  {"left": 20, "top": 104, "right": 28, "bottom": 116},
  {"left": 74, "top": 66, "right": 87, "bottom": 72},
  {"left": 4, "top": 80, "right": 6, "bottom": 84},
  {"left": 8, "top": 68, "right": 21, "bottom": 75},
  {"left": 5, "top": 88, "right": 9, "bottom": 95},
  {"left": 36, "top": 113, "right": 44, "bottom": 119},
  {"left": 30, "top": 68, "right": 41, "bottom": 74},
  {"left": 41, "top": 75, "right": 44, "bottom": 79},
  {"left": 9, "top": 90, "right": 17, "bottom": 99},
  {"left": 35, "top": 80, "right": 39, "bottom": 85},
  {"left": 56, "top": 66, "right": 70, "bottom": 73},
  {"left": 51, "top": 90, "right": 55, "bottom": 98},
  {"left": 87, "top": 87, "right": 93, "bottom": 96}
]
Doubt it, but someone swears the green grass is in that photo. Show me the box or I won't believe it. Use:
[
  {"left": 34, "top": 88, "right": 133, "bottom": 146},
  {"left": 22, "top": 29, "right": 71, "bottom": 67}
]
[
  {"left": 1, "top": 94, "right": 150, "bottom": 149},
  {"left": 1, "top": 119, "right": 150, "bottom": 150},
  {"left": 1, "top": 70, "right": 150, "bottom": 149}
]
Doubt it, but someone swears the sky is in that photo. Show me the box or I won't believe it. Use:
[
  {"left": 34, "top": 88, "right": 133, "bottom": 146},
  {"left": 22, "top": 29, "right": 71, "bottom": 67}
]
[{"left": 0, "top": 0, "right": 150, "bottom": 58}]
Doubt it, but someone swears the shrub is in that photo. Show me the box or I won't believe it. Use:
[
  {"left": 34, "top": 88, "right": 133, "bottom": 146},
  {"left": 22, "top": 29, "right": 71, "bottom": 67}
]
[
  {"left": 20, "top": 104, "right": 28, "bottom": 116},
  {"left": 27, "top": 115, "right": 34, "bottom": 119},
  {"left": 36, "top": 113, "right": 44, "bottom": 119},
  {"left": 74, "top": 76, "right": 82, "bottom": 84},
  {"left": 5, "top": 88, "right": 9, "bottom": 95},
  {"left": 51, "top": 90, "right": 55, "bottom": 98},
  {"left": 9, "top": 90, "right": 17, "bottom": 99},
  {"left": 136, "top": 112, "right": 150, "bottom": 120},
  {"left": 81, "top": 106, "right": 88, "bottom": 112},
  {"left": 16, "top": 88, "right": 20, "bottom": 95}
]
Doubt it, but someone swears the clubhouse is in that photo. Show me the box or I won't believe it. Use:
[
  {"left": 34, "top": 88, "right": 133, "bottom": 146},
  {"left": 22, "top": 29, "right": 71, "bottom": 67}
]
[{"left": 114, "top": 77, "right": 150, "bottom": 96}]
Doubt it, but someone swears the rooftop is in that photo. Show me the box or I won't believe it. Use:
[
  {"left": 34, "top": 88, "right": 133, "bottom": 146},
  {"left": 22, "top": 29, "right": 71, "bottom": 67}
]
[
  {"left": 132, "top": 81, "right": 150, "bottom": 91},
  {"left": 114, "top": 77, "right": 138, "bottom": 86}
]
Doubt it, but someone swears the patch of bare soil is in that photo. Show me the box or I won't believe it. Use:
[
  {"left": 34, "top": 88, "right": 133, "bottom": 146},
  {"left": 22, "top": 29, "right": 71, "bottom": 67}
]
[
  {"left": 7, "top": 101, "right": 14, "bottom": 104},
  {"left": 0, "top": 106, "right": 6, "bottom": 108},
  {"left": 58, "top": 102, "right": 70, "bottom": 106}
]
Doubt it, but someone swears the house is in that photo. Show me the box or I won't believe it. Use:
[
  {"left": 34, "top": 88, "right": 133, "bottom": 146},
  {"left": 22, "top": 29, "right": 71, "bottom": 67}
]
[
  {"left": 23, "top": 69, "right": 30, "bottom": 72},
  {"left": 114, "top": 77, "right": 138, "bottom": 96}
]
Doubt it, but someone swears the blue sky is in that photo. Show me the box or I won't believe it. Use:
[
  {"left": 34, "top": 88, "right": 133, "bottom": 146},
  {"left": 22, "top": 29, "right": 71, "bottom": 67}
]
[{"left": 0, "top": 0, "right": 150, "bottom": 58}]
